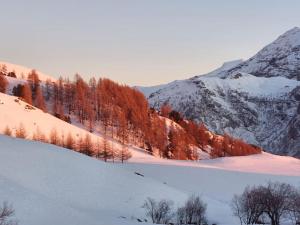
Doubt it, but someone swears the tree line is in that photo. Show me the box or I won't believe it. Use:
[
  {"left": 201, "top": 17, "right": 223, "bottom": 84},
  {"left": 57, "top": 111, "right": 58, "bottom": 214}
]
[
  {"left": 0, "top": 67, "right": 262, "bottom": 160},
  {"left": 3, "top": 123, "right": 131, "bottom": 163}
]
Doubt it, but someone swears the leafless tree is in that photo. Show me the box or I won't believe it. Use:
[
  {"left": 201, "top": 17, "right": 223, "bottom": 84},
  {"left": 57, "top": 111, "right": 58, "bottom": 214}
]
[
  {"left": 0, "top": 202, "right": 18, "bottom": 225},
  {"left": 288, "top": 187, "right": 300, "bottom": 225},
  {"left": 259, "top": 182, "right": 296, "bottom": 225},
  {"left": 232, "top": 182, "right": 298, "bottom": 225},
  {"left": 231, "top": 186, "right": 264, "bottom": 225},
  {"left": 142, "top": 197, "right": 174, "bottom": 224},
  {"left": 177, "top": 195, "right": 207, "bottom": 225}
]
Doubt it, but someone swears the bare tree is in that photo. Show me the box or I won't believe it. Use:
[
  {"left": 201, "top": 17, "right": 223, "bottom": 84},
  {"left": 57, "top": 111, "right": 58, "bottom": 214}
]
[
  {"left": 231, "top": 186, "right": 264, "bottom": 225},
  {"left": 289, "top": 188, "right": 300, "bottom": 225},
  {"left": 232, "top": 182, "right": 298, "bottom": 225},
  {"left": 259, "top": 182, "right": 296, "bottom": 225},
  {"left": 142, "top": 197, "right": 174, "bottom": 224},
  {"left": 177, "top": 195, "right": 207, "bottom": 225},
  {"left": 0, "top": 202, "right": 18, "bottom": 225}
]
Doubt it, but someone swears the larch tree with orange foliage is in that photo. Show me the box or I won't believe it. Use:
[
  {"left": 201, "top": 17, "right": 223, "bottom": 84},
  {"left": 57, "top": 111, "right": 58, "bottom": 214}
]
[
  {"left": 21, "top": 83, "right": 33, "bottom": 105},
  {"left": 35, "top": 86, "right": 47, "bottom": 112},
  {"left": 0, "top": 75, "right": 8, "bottom": 93},
  {"left": 160, "top": 103, "right": 172, "bottom": 118},
  {"left": 3, "top": 125, "right": 12, "bottom": 136},
  {"left": 15, "top": 123, "right": 27, "bottom": 139}
]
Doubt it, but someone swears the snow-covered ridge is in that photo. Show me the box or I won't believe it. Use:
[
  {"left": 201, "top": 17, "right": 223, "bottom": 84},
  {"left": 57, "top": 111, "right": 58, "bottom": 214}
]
[
  {"left": 200, "top": 73, "right": 300, "bottom": 97},
  {"left": 0, "top": 61, "right": 55, "bottom": 82},
  {"left": 197, "top": 59, "right": 244, "bottom": 78},
  {"left": 220, "top": 27, "right": 300, "bottom": 79}
]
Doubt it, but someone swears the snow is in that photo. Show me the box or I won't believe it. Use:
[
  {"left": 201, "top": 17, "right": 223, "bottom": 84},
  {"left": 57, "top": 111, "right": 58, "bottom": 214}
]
[
  {"left": 201, "top": 59, "right": 244, "bottom": 78},
  {"left": 0, "top": 89, "right": 299, "bottom": 224},
  {"left": 0, "top": 135, "right": 299, "bottom": 225},
  {"left": 0, "top": 135, "right": 186, "bottom": 225},
  {"left": 136, "top": 83, "right": 168, "bottom": 98},
  {"left": 0, "top": 92, "right": 100, "bottom": 141},
  {"left": 0, "top": 61, "right": 55, "bottom": 82},
  {"left": 200, "top": 73, "right": 300, "bottom": 97},
  {"left": 220, "top": 27, "right": 300, "bottom": 79},
  {"left": 129, "top": 148, "right": 300, "bottom": 176}
]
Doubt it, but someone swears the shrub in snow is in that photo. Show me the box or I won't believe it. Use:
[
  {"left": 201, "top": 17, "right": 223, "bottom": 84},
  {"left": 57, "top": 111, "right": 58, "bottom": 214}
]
[
  {"left": 142, "top": 197, "right": 174, "bottom": 224},
  {"left": 176, "top": 195, "right": 207, "bottom": 225},
  {"left": 231, "top": 182, "right": 300, "bottom": 225},
  {"left": 15, "top": 123, "right": 27, "bottom": 139},
  {"left": 3, "top": 126, "right": 12, "bottom": 136}
]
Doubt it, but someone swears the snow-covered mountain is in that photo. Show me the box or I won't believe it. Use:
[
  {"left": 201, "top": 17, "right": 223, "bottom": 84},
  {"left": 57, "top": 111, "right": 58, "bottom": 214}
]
[
  {"left": 139, "top": 27, "right": 300, "bottom": 158},
  {"left": 211, "top": 27, "right": 300, "bottom": 79},
  {"left": 1, "top": 134, "right": 299, "bottom": 225}
]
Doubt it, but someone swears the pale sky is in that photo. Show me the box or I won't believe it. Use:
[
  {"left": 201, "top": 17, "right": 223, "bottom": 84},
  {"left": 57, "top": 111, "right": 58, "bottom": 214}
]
[{"left": 1, "top": 0, "right": 300, "bottom": 86}]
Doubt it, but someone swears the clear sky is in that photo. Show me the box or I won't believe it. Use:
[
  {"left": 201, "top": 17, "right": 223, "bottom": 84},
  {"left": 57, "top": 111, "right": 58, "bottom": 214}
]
[{"left": 1, "top": 0, "right": 300, "bottom": 86}]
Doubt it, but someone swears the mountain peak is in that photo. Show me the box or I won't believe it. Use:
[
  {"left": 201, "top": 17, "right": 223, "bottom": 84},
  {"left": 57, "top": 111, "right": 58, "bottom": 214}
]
[
  {"left": 266, "top": 26, "right": 300, "bottom": 49},
  {"left": 214, "top": 27, "right": 300, "bottom": 79}
]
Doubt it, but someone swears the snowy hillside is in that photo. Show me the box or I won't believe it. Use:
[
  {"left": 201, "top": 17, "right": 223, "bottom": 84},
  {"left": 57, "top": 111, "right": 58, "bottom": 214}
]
[
  {"left": 0, "top": 135, "right": 299, "bottom": 225},
  {"left": 0, "top": 135, "right": 186, "bottom": 225},
  {"left": 0, "top": 92, "right": 102, "bottom": 143},
  {"left": 140, "top": 27, "right": 300, "bottom": 158},
  {"left": 0, "top": 61, "right": 55, "bottom": 81},
  {"left": 0, "top": 91, "right": 212, "bottom": 160}
]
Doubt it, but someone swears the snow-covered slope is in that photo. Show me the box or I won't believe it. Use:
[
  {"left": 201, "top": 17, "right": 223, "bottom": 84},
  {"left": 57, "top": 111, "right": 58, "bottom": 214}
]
[
  {"left": 0, "top": 61, "right": 55, "bottom": 81},
  {"left": 137, "top": 82, "right": 170, "bottom": 98},
  {"left": 139, "top": 27, "right": 300, "bottom": 158},
  {"left": 0, "top": 92, "right": 101, "bottom": 142},
  {"left": 129, "top": 148, "right": 300, "bottom": 176},
  {"left": 0, "top": 135, "right": 187, "bottom": 225},
  {"left": 202, "top": 59, "right": 243, "bottom": 77},
  {"left": 0, "top": 135, "right": 299, "bottom": 225}
]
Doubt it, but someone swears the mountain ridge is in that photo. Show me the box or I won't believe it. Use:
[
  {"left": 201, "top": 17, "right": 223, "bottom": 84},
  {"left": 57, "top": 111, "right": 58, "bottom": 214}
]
[{"left": 139, "top": 27, "right": 300, "bottom": 158}]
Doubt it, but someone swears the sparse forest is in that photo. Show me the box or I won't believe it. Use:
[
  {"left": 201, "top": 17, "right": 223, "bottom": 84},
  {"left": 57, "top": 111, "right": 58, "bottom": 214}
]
[{"left": 0, "top": 66, "right": 262, "bottom": 161}]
